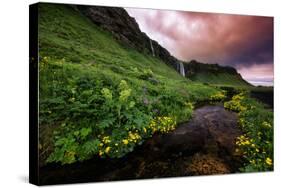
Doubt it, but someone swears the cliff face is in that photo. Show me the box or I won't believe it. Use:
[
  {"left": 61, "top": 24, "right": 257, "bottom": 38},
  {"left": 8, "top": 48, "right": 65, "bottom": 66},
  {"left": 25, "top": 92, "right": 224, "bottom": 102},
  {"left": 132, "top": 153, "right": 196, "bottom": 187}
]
[
  {"left": 184, "top": 60, "right": 251, "bottom": 86},
  {"left": 184, "top": 60, "right": 239, "bottom": 75},
  {"left": 76, "top": 5, "right": 179, "bottom": 70}
]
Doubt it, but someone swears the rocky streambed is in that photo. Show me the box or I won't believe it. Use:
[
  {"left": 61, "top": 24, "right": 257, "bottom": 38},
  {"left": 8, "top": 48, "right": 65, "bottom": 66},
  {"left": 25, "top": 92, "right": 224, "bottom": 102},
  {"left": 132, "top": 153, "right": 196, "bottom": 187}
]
[{"left": 39, "top": 104, "right": 243, "bottom": 185}]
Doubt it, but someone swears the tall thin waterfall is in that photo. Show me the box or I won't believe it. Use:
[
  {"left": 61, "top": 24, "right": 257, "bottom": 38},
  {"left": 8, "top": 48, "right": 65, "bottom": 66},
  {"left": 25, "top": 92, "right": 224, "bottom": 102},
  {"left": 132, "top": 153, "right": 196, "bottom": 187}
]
[
  {"left": 149, "top": 39, "right": 155, "bottom": 57},
  {"left": 179, "top": 62, "right": 185, "bottom": 77}
]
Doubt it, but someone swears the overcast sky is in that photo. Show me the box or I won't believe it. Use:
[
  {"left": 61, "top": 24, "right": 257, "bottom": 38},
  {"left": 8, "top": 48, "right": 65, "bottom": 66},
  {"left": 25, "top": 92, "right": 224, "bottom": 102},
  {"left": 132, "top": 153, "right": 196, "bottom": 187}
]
[{"left": 125, "top": 8, "right": 273, "bottom": 86}]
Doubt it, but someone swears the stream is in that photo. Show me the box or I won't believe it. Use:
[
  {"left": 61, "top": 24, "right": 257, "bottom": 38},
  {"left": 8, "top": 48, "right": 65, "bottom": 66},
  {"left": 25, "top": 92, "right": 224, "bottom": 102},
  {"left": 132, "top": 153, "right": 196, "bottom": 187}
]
[{"left": 39, "top": 104, "right": 243, "bottom": 185}]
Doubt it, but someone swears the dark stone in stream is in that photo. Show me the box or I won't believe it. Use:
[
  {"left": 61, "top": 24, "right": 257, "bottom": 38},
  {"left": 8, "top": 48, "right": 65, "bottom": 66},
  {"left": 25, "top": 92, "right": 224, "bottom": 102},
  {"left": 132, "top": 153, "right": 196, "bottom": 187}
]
[
  {"left": 39, "top": 104, "right": 243, "bottom": 185},
  {"left": 145, "top": 124, "right": 208, "bottom": 156}
]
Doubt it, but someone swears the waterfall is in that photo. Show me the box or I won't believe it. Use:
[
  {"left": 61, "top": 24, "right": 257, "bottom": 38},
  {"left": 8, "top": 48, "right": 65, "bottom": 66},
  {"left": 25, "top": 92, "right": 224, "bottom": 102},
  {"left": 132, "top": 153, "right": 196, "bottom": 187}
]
[
  {"left": 179, "top": 62, "right": 185, "bottom": 77},
  {"left": 149, "top": 39, "right": 155, "bottom": 57}
]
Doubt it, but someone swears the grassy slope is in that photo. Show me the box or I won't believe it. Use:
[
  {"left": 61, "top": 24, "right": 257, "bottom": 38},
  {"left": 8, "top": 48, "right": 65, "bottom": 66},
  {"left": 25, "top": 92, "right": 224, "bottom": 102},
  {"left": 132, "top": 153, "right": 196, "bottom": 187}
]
[
  {"left": 39, "top": 4, "right": 221, "bottom": 104},
  {"left": 190, "top": 72, "right": 251, "bottom": 87}
]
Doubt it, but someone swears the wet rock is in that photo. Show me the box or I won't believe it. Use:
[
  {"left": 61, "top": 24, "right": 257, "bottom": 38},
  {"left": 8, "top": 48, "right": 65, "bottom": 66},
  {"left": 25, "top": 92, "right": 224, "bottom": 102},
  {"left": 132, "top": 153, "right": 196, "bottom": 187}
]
[
  {"left": 194, "top": 105, "right": 242, "bottom": 155},
  {"left": 148, "top": 124, "right": 208, "bottom": 156}
]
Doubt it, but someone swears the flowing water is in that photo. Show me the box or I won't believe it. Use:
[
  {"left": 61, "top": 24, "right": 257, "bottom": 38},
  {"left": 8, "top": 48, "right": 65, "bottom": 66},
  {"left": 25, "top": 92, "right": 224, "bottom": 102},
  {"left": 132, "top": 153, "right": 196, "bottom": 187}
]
[
  {"left": 39, "top": 104, "right": 243, "bottom": 185},
  {"left": 149, "top": 39, "right": 155, "bottom": 57},
  {"left": 179, "top": 62, "right": 185, "bottom": 77}
]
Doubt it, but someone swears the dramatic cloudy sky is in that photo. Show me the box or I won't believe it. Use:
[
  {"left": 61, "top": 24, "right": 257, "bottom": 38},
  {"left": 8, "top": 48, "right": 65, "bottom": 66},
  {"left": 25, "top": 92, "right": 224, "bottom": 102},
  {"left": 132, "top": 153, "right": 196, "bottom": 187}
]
[{"left": 125, "top": 8, "right": 274, "bottom": 86}]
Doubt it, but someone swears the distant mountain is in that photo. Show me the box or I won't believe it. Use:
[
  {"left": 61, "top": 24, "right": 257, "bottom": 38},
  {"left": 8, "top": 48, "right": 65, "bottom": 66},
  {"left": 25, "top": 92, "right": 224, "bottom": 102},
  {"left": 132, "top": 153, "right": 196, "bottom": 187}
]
[{"left": 183, "top": 60, "right": 251, "bottom": 87}]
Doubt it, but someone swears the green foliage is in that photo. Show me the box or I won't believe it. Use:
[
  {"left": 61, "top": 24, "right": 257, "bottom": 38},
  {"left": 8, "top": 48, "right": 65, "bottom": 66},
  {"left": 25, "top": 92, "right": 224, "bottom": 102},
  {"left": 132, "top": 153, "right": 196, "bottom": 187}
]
[
  {"left": 39, "top": 58, "right": 195, "bottom": 164},
  {"left": 39, "top": 56, "right": 205, "bottom": 164},
  {"left": 224, "top": 93, "right": 273, "bottom": 172},
  {"left": 210, "top": 91, "right": 227, "bottom": 101},
  {"left": 224, "top": 92, "right": 247, "bottom": 112},
  {"left": 148, "top": 116, "right": 177, "bottom": 134}
]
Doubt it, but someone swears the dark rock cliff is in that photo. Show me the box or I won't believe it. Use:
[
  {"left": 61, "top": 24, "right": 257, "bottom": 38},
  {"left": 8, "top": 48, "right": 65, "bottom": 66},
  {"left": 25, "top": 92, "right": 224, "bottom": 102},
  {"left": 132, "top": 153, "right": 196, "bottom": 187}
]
[
  {"left": 75, "top": 5, "right": 179, "bottom": 70},
  {"left": 184, "top": 60, "right": 239, "bottom": 75},
  {"left": 184, "top": 60, "right": 250, "bottom": 84}
]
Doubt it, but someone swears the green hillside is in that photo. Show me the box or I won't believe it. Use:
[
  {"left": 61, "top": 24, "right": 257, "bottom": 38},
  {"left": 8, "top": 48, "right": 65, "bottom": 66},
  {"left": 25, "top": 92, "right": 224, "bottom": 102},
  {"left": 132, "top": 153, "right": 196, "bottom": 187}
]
[
  {"left": 38, "top": 4, "right": 224, "bottom": 165},
  {"left": 38, "top": 4, "right": 222, "bottom": 98},
  {"left": 184, "top": 60, "right": 251, "bottom": 87},
  {"left": 190, "top": 72, "right": 250, "bottom": 87}
]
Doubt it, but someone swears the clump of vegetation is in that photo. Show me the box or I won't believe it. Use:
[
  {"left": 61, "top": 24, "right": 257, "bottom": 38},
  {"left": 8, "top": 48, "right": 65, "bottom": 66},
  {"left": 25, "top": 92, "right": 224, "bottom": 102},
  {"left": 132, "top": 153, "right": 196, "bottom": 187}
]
[
  {"left": 224, "top": 93, "right": 273, "bottom": 172},
  {"left": 224, "top": 93, "right": 247, "bottom": 112},
  {"left": 148, "top": 116, "right": 177, "bottom": 134},
  {"left": 210, "top": 91, "right": 226, "bottom": 101}
]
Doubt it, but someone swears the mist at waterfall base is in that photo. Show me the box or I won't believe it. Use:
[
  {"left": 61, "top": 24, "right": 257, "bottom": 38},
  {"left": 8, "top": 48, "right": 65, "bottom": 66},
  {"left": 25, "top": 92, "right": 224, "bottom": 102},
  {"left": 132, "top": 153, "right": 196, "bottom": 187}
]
[{"left": 126, "top": 9, "right": 273, "bottom": 87}]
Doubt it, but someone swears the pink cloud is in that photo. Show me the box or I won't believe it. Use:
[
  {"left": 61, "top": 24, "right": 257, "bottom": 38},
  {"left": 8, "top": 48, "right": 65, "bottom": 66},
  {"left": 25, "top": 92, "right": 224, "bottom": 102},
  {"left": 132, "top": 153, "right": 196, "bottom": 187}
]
[
  {"left": 126, "top": 8, "right": 273, "bottom": 62},
  {"left": 238, "top": 63, "right": 273, "bottom": 84},
  {"left": 125, "top": 8, "right": 273, "bottom": 85}
]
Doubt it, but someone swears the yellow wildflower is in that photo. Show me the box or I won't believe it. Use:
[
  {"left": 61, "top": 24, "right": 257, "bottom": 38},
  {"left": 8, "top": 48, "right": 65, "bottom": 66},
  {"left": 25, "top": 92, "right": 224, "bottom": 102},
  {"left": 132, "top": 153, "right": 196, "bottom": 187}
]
[
  {"left": 105, "top": 146, "right": 111, "bottom": 154},
  {"left": 265, "top": 157, "right": 272, "bottom": 166},
  {"left": 244, "top": 140, "right": 250, "bottom": 145},
  {"left": 99, "top": 150, "right": 104, "bottom": 156},
  {"left": 143, "top": 127, "right": 147, "bottom": 133},
  {"left": 262, "top": 121, "right": 272, "bottom": 128},
  {"left": 122, "top": 139, "right": 129, "bottom": 145},
  {"left": 102, "top": 136, "right": 111, "bottom": 144}
]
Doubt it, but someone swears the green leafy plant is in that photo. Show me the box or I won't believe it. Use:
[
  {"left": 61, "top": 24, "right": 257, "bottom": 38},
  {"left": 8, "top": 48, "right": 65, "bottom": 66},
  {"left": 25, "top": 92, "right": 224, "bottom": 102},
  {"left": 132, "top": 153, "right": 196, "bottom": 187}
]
[{"left": 225, "top": 93, "right": 273, "bottom": 172}]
